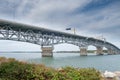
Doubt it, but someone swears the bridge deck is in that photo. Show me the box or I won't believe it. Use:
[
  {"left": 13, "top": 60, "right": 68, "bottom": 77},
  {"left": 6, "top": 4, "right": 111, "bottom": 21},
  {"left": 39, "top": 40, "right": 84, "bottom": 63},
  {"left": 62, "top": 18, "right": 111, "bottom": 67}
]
[
  {"left": 0, "top": 19, "right": 119, "bottom": 50},
  {"left": 0, "top": 19, "right": 87, "bottom": 39}
]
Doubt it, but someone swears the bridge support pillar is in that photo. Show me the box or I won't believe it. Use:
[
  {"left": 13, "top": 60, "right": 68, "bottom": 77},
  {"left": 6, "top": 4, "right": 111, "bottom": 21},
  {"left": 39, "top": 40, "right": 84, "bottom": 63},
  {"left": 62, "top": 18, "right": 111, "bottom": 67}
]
[
  {"left": 108, "top": 49, "right": 114, "bottom": 55},
  {"left": 117, "top": 50, "right": 120, "bottom": 54},
  {"left": 96, "top": 46, "right": 103, "bottom": 55},
  {"left": 115, "top": 50, "right": 120, "bottom": 54},
  {"left": 80, "top": 47, "right": 87, "bottom": 56},
  {"left": 41, "top": 46, "right": 53, "bottom": 57}
]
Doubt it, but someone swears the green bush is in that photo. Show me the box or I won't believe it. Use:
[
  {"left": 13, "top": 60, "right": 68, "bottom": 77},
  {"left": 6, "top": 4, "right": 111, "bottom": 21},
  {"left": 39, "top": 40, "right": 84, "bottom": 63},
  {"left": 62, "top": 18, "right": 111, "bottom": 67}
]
[
  {"left": 55, "top": 67, "right": 102, "bottom": 80},
  {"left": 0, "top": 57, "right": 102, "bottom": 80},
  {"left": 0, "top": 58, "right": 34, "bottom": 80}
]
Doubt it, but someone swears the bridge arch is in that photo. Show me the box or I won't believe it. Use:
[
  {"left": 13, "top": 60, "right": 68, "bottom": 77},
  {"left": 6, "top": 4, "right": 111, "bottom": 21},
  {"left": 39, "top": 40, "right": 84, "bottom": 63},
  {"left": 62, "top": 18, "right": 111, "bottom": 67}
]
[
  {"left": 53, "top": 43, "right": 79, "bottom": 52},
  {"left": 87, "top": 45, "right": 96, "bottom": 54},
  {"left": 0, "top": 40, "right": 40, "bottom": 51}
]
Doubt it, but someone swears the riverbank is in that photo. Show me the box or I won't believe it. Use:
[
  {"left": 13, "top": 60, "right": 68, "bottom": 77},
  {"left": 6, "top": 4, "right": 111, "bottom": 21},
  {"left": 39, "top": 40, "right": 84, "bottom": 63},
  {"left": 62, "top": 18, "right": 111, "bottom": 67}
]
[
  {"left": 0, "top": 57, "right": 102, "bottom": 80},
  {"left": 102, "top": 71, "right": 120, "bottom": 80},
  {"left": 1, "top": 56, "right": 120, "bottom": 80}
]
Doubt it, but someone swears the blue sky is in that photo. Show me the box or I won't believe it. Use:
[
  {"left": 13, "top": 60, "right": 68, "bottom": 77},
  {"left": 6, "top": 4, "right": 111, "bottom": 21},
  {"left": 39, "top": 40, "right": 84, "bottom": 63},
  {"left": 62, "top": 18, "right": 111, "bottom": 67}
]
[{"left": 0, "top": 0, "right": 120, "bottom": 51}]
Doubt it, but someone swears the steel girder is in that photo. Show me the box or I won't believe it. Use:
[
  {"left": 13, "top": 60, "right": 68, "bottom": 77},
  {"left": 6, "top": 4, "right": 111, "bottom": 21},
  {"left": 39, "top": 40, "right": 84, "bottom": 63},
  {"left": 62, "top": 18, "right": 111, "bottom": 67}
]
[{"left": 0, "top": 24, "right": 120, "bottom": 54}]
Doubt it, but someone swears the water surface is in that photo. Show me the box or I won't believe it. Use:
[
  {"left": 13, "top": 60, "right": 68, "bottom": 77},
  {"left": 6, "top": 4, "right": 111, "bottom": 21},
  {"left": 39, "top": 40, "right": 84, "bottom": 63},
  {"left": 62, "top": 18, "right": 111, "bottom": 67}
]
[{"left": 0, "top": 53, "right": 120, "bottom": 72}]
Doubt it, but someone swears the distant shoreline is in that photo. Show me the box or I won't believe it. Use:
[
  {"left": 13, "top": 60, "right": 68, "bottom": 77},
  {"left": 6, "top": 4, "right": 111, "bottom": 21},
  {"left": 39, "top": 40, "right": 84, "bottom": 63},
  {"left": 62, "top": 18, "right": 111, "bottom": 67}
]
[
  {"left": 0, "top": 50, "right": 107, "bottom": 53},
  {"left": 0, "top": 51, "right": 41, "bottom": 53}
]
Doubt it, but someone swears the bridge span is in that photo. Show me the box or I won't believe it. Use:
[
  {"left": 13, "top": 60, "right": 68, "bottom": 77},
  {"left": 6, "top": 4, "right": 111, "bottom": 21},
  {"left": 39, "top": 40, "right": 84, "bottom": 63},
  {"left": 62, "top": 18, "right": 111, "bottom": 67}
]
[{"left": 0, "top": 19, "right": 120, "bottom": 57}]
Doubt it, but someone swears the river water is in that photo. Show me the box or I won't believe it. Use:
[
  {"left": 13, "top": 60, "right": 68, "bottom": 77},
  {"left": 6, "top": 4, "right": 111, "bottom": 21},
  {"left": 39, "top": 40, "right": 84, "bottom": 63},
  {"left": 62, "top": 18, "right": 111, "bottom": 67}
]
[{"left": 0, "top": 53, "right": 120, "bottom": 72}]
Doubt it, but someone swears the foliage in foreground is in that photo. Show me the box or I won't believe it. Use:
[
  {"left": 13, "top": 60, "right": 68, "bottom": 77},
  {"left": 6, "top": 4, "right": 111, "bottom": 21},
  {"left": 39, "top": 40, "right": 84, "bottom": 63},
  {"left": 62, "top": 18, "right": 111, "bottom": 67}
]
[{"left": 0, "top": 57, "right": 102, "bottom": 80}]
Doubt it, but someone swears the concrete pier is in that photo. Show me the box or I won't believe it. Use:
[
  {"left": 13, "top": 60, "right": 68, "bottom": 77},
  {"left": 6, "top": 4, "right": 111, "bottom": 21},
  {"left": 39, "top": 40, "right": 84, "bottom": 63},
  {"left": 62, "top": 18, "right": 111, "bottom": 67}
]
[
  {"left": 96, "top": 46, "right": 103, "bottom": 55},
  {"left": 115, "top": 50, "right": 120, "bottom": 54},
  {"left": 108, "top": 49, "right": 114, "bottom": 55},
  {"left": 41, "top": 46, "right": 53, "bottom": 57},
  {"left": 80, "top": 47, "right": 87, "bottom": 56}
]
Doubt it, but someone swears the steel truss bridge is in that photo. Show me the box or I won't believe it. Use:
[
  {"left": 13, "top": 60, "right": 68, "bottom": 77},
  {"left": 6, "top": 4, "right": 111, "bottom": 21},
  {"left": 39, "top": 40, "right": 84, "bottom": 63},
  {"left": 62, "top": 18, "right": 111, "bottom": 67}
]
[{"left": 0, "top": 19, "right": 120, "bottom": 57}]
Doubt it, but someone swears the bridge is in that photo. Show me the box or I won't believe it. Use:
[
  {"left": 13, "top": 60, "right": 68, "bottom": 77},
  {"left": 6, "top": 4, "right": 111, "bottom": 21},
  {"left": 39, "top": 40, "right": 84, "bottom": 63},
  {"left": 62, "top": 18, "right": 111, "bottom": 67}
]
[{"left": 0, "top": 19, "right": 120, "bottom": 57}]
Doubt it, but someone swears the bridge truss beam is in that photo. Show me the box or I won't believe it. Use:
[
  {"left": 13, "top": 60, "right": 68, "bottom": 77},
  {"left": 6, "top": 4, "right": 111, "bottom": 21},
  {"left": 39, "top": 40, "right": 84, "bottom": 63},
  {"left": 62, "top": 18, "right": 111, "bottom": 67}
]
[{"left": 0, "top": 21, "right": 120, "bottom": 57}]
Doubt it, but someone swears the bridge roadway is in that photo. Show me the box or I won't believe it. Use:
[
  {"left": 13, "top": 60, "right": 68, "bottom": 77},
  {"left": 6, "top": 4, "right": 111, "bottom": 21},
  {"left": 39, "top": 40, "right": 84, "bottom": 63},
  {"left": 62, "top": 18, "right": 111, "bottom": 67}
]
[{"left": 0, "top": 19, "right": 120, "bottom": 57}]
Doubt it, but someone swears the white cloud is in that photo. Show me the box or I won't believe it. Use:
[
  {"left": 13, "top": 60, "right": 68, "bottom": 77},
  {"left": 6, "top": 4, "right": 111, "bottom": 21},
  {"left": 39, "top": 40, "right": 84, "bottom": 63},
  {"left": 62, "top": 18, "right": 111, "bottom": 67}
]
[
  {"left": 22, "top": 0, "right": 91, "bottom": 24},
  {"left": 16, "top": 0, "right": 28, "bottom": 16},
  {"left": 0, "top": 0, "right": 120, "bottom": 50},
  {"left": 25, "top": 0, "right": 90, "bottom": 18}
]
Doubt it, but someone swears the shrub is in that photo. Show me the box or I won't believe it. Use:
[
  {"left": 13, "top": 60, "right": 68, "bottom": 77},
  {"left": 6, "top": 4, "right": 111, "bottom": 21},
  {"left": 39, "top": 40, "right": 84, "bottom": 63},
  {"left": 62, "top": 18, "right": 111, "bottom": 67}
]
[
  {"left": 0, "top": 59, "right": 34, "bottom": 80},
  {"left": 0, "top": 57, "right": 103, "bottom": 80},
  {"left": 78, "top": 68, "right": 102, "bottom": 80}
]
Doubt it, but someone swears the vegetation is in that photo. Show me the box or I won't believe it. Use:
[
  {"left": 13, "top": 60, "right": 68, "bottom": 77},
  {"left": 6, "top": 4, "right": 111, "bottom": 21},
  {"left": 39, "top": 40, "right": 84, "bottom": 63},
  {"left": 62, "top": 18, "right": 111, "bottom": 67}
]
[{"left": 0, "top": 57, "right": 103, "bottom": 80}]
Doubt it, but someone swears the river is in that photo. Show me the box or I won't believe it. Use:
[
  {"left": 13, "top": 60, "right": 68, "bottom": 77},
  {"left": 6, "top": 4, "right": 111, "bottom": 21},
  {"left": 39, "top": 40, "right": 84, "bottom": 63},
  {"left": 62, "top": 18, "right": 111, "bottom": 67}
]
[{"left": 0, "top": 53, "right": 120, "bottom": 72}]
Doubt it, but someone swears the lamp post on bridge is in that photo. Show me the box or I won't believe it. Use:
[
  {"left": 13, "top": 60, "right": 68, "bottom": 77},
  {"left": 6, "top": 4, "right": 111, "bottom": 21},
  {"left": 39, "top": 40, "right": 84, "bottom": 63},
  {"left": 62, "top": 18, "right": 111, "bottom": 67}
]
[{"left": 73, "top": 28, "right": 76, "bottom": 35}]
